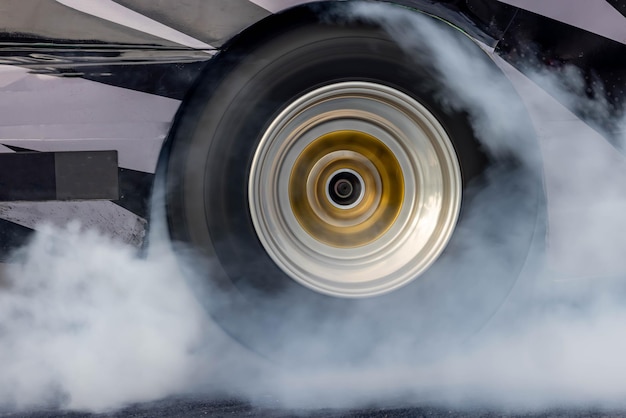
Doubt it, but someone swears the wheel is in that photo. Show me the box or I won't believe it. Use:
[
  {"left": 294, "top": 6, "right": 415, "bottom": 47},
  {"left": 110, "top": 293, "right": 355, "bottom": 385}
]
[{"left": 166, "top": 6, "right": 542, "bottom": 363}]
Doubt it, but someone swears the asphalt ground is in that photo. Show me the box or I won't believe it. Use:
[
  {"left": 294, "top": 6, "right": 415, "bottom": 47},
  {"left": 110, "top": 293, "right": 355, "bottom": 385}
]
[{"left": 4, "top": 397, "right": 626, "bottom": 418}]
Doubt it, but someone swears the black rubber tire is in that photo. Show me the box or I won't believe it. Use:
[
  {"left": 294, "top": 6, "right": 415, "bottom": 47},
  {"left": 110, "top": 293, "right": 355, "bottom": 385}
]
[{"left": 166, "top": 10, "right": 542, "bottom": 364}]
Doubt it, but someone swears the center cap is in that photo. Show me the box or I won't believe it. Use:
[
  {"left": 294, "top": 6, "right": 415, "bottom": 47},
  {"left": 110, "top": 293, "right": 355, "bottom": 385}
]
[{"left": 326, "top": 169, "right": 364, "bottom": 208}]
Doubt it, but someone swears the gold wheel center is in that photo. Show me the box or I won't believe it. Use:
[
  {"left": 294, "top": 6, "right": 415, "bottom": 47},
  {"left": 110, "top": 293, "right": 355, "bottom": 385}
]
[{"left": 289, "top": 130, "right": 404, "bottom": 248}]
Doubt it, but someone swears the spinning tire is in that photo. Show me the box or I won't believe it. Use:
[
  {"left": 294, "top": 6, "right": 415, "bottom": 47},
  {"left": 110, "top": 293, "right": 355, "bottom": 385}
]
[{"left": 166, "top": 10, "right": 542, "bottom": 362}]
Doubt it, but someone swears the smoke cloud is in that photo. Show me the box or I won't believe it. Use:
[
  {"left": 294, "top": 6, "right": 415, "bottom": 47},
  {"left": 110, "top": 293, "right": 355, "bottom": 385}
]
[
  {"left": 0, "top": 223, "right": 204, "bottom": 411},
  {"left": 2, "top": 2, "right": 626, "bottom": 414}
]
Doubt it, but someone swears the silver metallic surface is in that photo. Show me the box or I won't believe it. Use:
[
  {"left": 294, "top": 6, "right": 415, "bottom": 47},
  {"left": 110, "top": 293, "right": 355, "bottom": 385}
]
[
  {"left": 248, "top": 0, "right": 317, "bottom": 13},
  {"left": 112, "top": 0, "right": 269, "bottom": 46},
  {"left": 0, "top": 0, "right": 268, "bottom": 49},
  {"left": 0, "top": 65, "right": 179, "bottom": 174},
  {"left": 0, "top": 0, "right": 180, "bottom": 46},
  {"left": 56, "top": 0, "right": 215, "bottom": 50},
  {"left": 249, "top": 82, "right": 462, "bottom": 298},
  {"left": 497, "top": 0, "right": 626, "bottom": 45}
]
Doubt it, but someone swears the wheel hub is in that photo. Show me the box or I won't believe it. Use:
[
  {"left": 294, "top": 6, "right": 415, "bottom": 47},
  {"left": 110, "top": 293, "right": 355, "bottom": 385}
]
[
  {"left": 327, "top": 169, "right": 363, "bottom": 207},
  {"left": 290, "top": 130, "right": 404, "bottom": 247},
  {"left": 249, "top": 82, "right": 462, "bottom": 297}
]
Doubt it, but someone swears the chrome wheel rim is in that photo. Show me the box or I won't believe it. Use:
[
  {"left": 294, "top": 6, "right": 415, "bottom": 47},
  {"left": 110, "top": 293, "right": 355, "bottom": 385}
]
[{"left": 249, "top": 82, "right": 462, "bottom": 298}]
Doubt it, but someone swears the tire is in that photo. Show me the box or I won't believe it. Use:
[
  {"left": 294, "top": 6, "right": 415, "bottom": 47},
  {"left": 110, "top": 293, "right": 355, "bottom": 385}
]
[{"left": 166, "top": 8, "right": 542, "bottom": 364}]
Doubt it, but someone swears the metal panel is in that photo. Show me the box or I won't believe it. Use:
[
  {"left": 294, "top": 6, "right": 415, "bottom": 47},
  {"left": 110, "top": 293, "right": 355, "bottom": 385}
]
[
  {"left": 0, "top": 0, "right": 181, "bottom": 46},
  {"left": 113, "top": 0, "right": 270, "bottom": 45},
  {"left": 497, "top": 0, "right": 626, "bottom": 45},
  {"left": 0, "top": 152, "right": 56, "bottom": 201},
  {"left": 0, "top": 151, "right": 119, "bottom": 201},
  {"left": 496, "top": 8, "right": 626, "bottom": 143},
  {"left": 55, "top": 151, "right": 119, "bottom": 201}
]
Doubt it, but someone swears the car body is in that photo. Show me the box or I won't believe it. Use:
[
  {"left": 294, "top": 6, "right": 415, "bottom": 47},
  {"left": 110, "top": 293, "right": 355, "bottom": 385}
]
[{"left": 0, "top": 0, "right": 625, "bottom": 283}]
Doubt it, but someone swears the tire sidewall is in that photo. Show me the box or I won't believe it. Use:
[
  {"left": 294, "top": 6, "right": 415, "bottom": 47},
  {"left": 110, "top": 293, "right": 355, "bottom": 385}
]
[{"left": 166, "top": 21, "right": 541, "bottom": 361}]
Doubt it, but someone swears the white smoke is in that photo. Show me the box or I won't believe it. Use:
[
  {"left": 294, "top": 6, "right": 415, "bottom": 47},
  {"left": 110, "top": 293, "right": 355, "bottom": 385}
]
[
  {"left": 0, "top": 223, "right": 207, "bottom": 411},
  {"left": 2, "top": 1, "right": 626, "bottom": 415}
]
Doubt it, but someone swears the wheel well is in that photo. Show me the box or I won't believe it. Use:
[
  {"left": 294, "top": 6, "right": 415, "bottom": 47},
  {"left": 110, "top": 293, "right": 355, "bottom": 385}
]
[
  {"left": 159, "top": 0, "right": 486, "bottom": 151},
  {"left": 154, "top": 0, "right": 503, "bottom": 222},
  {"left": 156, "top": 0, "right": 445, "bottom": 176},
  {"left": 220, "top": 0, "right": 486, "bottom": 55},
  {"left": 154, "top": 0, "right": 489, "bottom": 228}
]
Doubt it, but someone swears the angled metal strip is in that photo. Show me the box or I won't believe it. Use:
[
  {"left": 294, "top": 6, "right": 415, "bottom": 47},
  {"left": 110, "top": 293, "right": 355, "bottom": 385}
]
[
  {"left": 497, "top": 0, "right": 626, "bottom": 45},
  {"left": 112, "top": 0, "right": 270, "bottom": 46},
  {"left": 55, "top": 0, "right": 216, "bottom": 51},
  {"left": 247, "top": 0, "right": 315, "bottom": 13}
]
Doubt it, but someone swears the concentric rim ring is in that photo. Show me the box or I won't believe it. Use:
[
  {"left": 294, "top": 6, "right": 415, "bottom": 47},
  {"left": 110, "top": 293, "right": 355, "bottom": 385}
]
[{"left": 249, "top": 81, "right": 462, "bottom": 298}]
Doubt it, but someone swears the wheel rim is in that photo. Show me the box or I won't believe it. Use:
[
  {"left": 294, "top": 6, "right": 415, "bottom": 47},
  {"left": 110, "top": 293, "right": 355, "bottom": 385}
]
[{"left": 249, "top": 82, "right": 462, "bottom": 298}]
